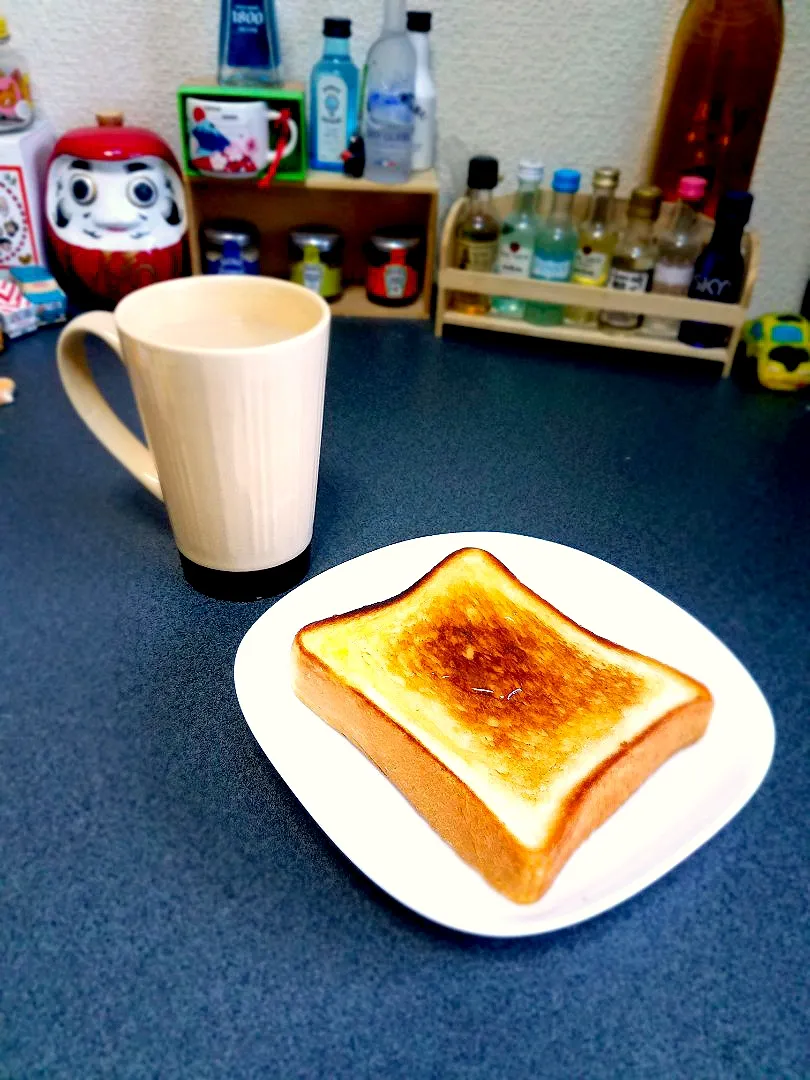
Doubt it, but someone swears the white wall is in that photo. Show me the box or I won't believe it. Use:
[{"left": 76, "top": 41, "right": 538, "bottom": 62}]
[{"left": 13, "top": 0, "right": 810, "bottom": 314}]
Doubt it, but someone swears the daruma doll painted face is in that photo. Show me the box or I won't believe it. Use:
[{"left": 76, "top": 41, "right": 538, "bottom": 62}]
[{"left": 46, "top": 114, "right": 187, "bottom": 308}]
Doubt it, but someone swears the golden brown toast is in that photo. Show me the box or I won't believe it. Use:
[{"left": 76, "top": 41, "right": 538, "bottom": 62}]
[{"left": 292, "top": 547, "right": 713, "bottom": 904}]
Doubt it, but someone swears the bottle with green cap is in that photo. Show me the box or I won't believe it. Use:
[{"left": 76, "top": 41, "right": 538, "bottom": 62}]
[
  {"left": 526, "top": 167, "right": 581, "bottom": 327},
  {"left": 0, "top": 15, "right": 33, "bottom": 133}
]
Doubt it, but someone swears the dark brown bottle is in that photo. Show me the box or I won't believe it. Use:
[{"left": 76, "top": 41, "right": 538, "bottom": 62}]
[{"left": 648, "top": 0, "right": 783, "bottom": 217}]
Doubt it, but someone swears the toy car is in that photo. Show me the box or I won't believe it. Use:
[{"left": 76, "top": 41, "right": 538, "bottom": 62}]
[{"left": 740, "top": 312, "right": 810, "bottom": 391}]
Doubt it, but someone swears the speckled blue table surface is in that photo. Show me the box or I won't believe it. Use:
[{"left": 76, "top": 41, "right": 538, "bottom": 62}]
[{"left": 3, "top": 322, "right": 809, "bottom": 1078}]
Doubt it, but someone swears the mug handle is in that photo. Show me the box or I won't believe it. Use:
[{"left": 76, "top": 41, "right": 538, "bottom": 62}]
[
  {"left": 56, "top": 311, "right": 163, "bottom": 501},
  {"left": 266, "top": 109, "right": 299, "bottom": 159}
]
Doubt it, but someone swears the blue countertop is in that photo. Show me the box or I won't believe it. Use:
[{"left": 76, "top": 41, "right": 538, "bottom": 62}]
[{"left": 3, "top": 322, "right": 809, "bottom": 1078}]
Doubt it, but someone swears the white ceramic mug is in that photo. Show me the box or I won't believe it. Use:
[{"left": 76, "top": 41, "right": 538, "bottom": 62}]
[
  {"left": 186, "top": 97, "right": 299, "bottom": 179},
  {"left": 57, "top": 276, "right": 331, "bottom": 600}
]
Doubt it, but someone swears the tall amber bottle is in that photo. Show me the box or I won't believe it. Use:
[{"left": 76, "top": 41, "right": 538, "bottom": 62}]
[{"left": 648, "top": 0, "right": 783, "bottom": 217}]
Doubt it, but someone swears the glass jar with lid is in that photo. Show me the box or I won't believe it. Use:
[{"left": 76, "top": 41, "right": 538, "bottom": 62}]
[
  {"left": 288, "top": 225, "right": 344, "bottom": 301},
  {"left": 365, "top": 227, "right": 424, "bottom": 307}
]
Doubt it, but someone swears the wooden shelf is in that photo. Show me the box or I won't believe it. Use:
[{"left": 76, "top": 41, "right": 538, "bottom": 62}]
[
  {"left": 442, "top": 310, "right": 729, "bottom": 364},
  {"left": 329, "top": 285, "right": 428, "bottom": 319},
  {"left": 439, "top": 268, "right": 746, "bottom": 326},
  {"left": 434, "top": 192, "right": 761, "bottom": 378},
  {"left": 186, "top": 167, "right": 440, "bottom": 194},
  {"left": 183, "top": 168, "right": 439, "bottom": 320}
]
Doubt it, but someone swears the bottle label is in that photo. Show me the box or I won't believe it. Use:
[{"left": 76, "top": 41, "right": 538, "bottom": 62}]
[
  {"left": 653, "top": 261, "right": 693, "bottom": 289},
  {"left": 532, "top": 254, "right": 573, "bottom": 282},
  {"left": 367, "top": 261, "right": 418, "bottom": 301},
  {"left": 226, "top": 1, "right": 274, "bottom": 69},
  {"left": 315, "top": 73, "right": 348, "bottom": 164},
  {"left": 607, "top": 267, "right": 651, "bottom": 293},
  {"left": 458, "top": 238, "right": 498, "bottom": 272},
  {"left": 496, "top": 238, "right": 532, "bottom": 279},
  {"left": 367, "top": 88, "right": 415, "bottom": 129},
  {"left": 690, "top": 275, "right": 735, "bottom": 299},
  {"left": 571, "top": 248, "right": 609, "bottom": 285},
  {"left": 203, "top": 248, "right": 260, "bottom": 275}
]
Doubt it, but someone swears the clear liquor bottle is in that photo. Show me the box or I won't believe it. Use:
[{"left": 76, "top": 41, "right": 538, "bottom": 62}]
[
  {"left": 452, "top": 155, "right": 500, "bottom": 316},
  {"left": 491, "top": 160, "right": 544, "bottom": 320},
  {"left": 363, "top": 0, "right": 416, "bottom": 184},
  {"left": 641, "top": 174, "right": 707, "bottom": 339},
  {"left": 564, "top": 166, "right": 620, "bottom": 327},
  {"left": 599, "top": 186, "right": 662, "bottom": 332}
]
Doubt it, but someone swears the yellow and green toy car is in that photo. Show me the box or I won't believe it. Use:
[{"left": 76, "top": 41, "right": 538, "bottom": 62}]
[{"left": 739, "top": 312, "right": 810, "bottom": 391}]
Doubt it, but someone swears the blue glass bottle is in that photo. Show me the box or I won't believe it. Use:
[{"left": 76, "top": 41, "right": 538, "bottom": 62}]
[
  {"left": 525, "top": 168, "right": 581, "bottom": 326},
  {"left": 310, "top": 18, "right": 359, "bottom": 172},
  {"left": 679, "top": 190, "right": 754, "bottom": 348},
  {"left": 218, "top": 0, "right": 282, "bottom": 86}
]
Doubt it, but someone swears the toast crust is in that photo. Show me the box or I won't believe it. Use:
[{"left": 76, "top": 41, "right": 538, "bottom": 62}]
[{"left": 292, "top": 548, "right": 713, "bottom": 904}]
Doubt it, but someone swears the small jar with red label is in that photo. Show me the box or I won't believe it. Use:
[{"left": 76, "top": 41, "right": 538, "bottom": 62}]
[{"left": 365, "top": 228, "right": 423, "bottom": 307}]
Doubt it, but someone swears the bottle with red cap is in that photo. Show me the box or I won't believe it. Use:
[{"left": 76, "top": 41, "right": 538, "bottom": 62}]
[{"left": 641, "top": 174, "right": 708, "bottom": 340}]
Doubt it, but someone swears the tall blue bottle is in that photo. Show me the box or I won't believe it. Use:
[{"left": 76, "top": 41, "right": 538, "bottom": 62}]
[
  {"left": 679, "top": 190, "right": 754, "bottom": 348},
  {"left": 218, "top": 0, "right": 282, "bottom": 86},
  {"left": 310, "top": 18, "right": 359, "bottom": 172}
]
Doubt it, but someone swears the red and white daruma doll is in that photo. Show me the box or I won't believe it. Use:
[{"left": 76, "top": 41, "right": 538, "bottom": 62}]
[{"left": 45, "top": 112, "right": 188, "bottom": 308}]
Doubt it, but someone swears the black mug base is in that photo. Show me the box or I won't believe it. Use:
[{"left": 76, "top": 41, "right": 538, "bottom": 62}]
[{"left": 179, "top": 545, "right": 311, "bottom": 601}]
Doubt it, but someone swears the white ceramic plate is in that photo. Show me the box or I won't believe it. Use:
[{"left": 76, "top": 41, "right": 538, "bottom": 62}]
[{"left": 234, "top": 532, "right": 774, "bottom": 937}]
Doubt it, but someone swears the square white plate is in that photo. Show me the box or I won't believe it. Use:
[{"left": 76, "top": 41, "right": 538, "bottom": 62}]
[{"left": 233, "top": 532, "right": 774, "bottom": 937}]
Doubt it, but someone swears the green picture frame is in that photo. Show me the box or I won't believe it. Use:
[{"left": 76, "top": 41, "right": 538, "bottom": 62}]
[{"left": 177, "top": 81, "right": 307, "bottom": 183}]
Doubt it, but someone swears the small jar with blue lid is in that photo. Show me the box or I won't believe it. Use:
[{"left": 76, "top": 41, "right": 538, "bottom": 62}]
[{"left": 201, "top": 219, "right": 261, "bottom": 275}]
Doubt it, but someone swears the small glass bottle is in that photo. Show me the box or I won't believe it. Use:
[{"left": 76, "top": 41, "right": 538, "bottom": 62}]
[
  {"left": 218, "top": 0, "right": 283, "bottom": 86},
  {"left": 407, "top": 11, "right": 436, "bottom": 172},
  {"left": 0, "top": 17, "right": 33, "bottom": 133},
  {"left": 525, "top": 168, "right": 581, "bottom": 327},
  {"left": 491, "top": 160, "right": 544, "bottom": 320},
  {"left": 564, "top": 166, "right": 620, "bottom": 327},
  {"left": 451, "top": 155, "right": 500, "bottom": 315},
  {"left": 679, "top": 190, "right": 753, "bottom": 348},
  {"left": 309, "top": 18, "right": 359, "bottom": 172},
  {"left": 363, "top": 0, "right": 416, "bottom": 184},
  {"left": 599, "top": 186, "right": 662, "bottom": 332},
  {"left": 641, "top": 174, "right": 708, "bottom": 340}
]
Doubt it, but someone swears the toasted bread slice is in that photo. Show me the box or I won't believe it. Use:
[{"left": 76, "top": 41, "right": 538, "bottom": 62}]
[{"left": 292, "top": 547, "right": 712, "bottom": 904}]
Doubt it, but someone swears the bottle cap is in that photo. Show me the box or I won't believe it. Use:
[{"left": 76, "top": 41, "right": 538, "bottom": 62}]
[
  {"left": 552, "top": 168, "right": 581, "bottom": 194},
  {"left": 517, "top": 160, "right": 544, "bottom": 184},
  {"left": 593, "top": 166, "right": 620, "bottom": 190},
  {"left": 467, "top": 155, "right": 499, "bottom": 191},
  {"left": 678, "top": 175, "right": 708, "bottom": 201},
  {"left": 323, "top": 17, "right": 351, "bottom": 37},
  {"left": 407, "top": 11, "right": 432, "bottom": 32},
  {"left": 716, "top": 190, "right": 754, "bottom": 227},
  {"left": 627, "top": 185, "right": 663, "bottom": 220}
]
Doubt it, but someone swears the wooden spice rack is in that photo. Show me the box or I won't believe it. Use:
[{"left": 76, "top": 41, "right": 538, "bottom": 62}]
[
  {"left": 435, "top": 191, "right": 760, "bottom": 376},
  {"left": 184, "top": 168, "right": 440, "bottom": 319}
]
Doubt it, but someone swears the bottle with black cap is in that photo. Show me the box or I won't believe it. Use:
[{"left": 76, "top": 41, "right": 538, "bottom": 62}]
[
  {"left": 679, "top": 190, "right": 754, "bottom": 348},
  {"left": 452, "top": 155, "right": 500, "bottom": 315},
  {"left": 407, "top": 10, "right": 436, "bottom": 171},
  {"left": 310, "top": 17, "right": 359, "bottom": 172}
]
